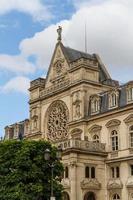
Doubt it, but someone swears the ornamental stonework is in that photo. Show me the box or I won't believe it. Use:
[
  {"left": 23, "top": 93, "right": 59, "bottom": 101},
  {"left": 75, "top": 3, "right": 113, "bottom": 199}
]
[{"left": 47, "top": 100, "right": 69, "bottom": 142}]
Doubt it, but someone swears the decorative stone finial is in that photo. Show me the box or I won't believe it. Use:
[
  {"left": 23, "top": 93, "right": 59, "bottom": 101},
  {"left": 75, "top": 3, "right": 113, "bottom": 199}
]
[{"left": 57, "top": 26, "right": 62, "bottom": 42}]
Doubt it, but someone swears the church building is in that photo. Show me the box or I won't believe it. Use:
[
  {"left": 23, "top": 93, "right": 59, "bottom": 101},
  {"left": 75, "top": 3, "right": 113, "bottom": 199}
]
[{"left": 5, "top": 26, "right": 133, "bottom": 200}]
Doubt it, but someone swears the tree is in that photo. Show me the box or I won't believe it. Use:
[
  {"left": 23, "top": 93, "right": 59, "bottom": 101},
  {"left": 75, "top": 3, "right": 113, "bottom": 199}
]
[{"left": 0, "top": 140, "right": 63, "bottom": 200}]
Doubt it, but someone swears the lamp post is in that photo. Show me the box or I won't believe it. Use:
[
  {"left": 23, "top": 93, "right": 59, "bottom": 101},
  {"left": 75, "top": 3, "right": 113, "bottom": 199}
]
[{"left": 44, "top": 146, "right": 62, "bottom": 200}]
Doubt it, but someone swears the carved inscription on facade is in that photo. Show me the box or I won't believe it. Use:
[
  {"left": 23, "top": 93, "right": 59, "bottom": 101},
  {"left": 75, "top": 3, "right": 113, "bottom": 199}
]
[{"left": 47, "top": 100, "right": 69, "bottom": 142}]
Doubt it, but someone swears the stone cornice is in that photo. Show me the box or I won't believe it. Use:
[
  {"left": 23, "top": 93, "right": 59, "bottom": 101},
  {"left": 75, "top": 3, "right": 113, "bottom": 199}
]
[
  {"left": 29, "top": 79, "right": 104, "bottom": 104},
  {"left": 106, "top": 153, "right": 133, "bottom": 163}
]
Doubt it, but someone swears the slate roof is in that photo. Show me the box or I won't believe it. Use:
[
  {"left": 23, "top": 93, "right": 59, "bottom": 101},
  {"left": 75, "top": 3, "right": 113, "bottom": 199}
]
[
  {"left": 62, "top": 45, "right": 118, "bottom": 87},
  {"left": 63, "top": 46, "right": 94, "bottom": 62},
  {"left": 88, "top": 83, "right": 133, "bottom": 117}
]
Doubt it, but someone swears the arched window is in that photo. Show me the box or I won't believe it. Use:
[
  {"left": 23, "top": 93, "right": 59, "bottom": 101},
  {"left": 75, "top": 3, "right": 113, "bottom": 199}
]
[
  {"left": 93, "top": 134, "right": 99, "bottom": 143},
  {"left": 65, "top": 166, "right": 69, "bottom": 178},
  {"left": 91, "top": 167, "right": 95, "bottom": 178},
  {"left": 84, "top": 192, "right": 96, "bottom": 200},
  {"left": 85, "top": 166, "right": 89, "bottom": 178},
  {"left": 111, "top": 166, "right": 120, "bottom": 178},
  {"left": 113, "top": 194, "right": 120, "bottom": 200},
  {"left": 109, "top": 92, "right": 117, "bottom": 108},
  {"left": 85, "top": 166, "right": 95, "bottom": 178},
  {"left": 129, "top": 125, "right": 133, "bottom": 147},
  {"left": 62, "top": 192, "right": 70, "bottom": 200},
  {"left": 111, "top": 130, "right": 118, "bottom": 151}
]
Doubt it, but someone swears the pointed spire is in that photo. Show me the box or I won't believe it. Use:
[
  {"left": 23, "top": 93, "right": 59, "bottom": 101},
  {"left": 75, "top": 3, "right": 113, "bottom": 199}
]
[{"left": 57, "top": 26, "right": 62, "bottom": 42}]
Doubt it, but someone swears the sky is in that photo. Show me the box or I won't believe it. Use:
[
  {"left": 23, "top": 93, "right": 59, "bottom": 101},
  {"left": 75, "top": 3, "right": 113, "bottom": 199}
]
[{"left": 0, "top": 0, "right": 133, "bottom": 137}]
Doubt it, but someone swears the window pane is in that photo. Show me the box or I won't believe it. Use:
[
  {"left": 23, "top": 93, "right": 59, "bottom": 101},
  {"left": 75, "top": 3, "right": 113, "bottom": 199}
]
[
  {"left": 91, "top": 167, "right": 95, "bottom": 178},
  {"left": 85, "top": 166, "right": 89, "bottom": 178},
  {"left": 65, "top": 166, "right": 69, "bottom": 178},
  {"left": 111, "top": 167, "right": 114, "bottom": 178},
  {"left": 131, "top": 165, "right": 133, "bottom": 176},
  {"left": 116, "top": 167, "right": 119, "bottom": 178}
]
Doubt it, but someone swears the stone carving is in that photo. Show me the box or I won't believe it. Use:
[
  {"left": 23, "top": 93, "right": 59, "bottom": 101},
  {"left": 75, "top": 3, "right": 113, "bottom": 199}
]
[
  {"left": 61, "top": 179, "right": 70, "bottom": 189},
  {"left": 57, "top": 26, "right": 62, "bottom": 42},
  {"left": 88, "top": 124, "right": 102, "bottom": 133},
  {"left": 105, "top": 119, "right": 121, "bottom": 128},
  {"left": 70, "top": 128, "right": 82, "bottom": 139},
  {"left": 124, "top": 114, "right": 133, "bottom": 124},
  {"left": 107, "top": 179, "right": 123, "bottom": 189},
  {"left": 47, "top": 100, "right": 69, "bottom": 142},
  {"left": 126, "top": 177, "right": 133, "bottom": 188},
  {"left": 54, "top": 59, "right": 64, "bottom": 75},
  {"left": 81, "top": 178, "right": 101, "bottom": 190},
  {"left": 73, "top": 91, "right": 82, "bottom": 119}
]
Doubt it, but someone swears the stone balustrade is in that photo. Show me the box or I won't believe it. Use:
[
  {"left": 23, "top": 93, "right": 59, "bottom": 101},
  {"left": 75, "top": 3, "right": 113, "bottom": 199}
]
[
  {"left": 57, "top": 139, "right": 106, "bottom": 153},
  {"left": 70, "top": 58, "right": 98, "bottom": 69}
]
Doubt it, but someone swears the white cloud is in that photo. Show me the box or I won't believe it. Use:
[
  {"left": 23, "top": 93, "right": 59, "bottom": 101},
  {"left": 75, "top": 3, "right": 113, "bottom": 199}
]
[
  {"left": 20, "top": 20, "right": 70, "bottom": 69},
  {"left": 0, "top": 54, "right": 35, "bottom": 74},
  {"left": 0, "top": 0, "right": 52, "bottom": 22},
  {"left": 0, "top": 0, "right": 133, "bottom": 82},
  {"left": 18, "top": 0, "right": 133, "bottom": 82},
  {"left": 0, "top": 76, "right": 30, "bottom": 94}
]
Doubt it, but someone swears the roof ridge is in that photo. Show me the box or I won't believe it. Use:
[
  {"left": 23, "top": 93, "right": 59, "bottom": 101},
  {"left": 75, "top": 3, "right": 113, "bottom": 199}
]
[{"left": 64, "top": 46, "right": 92, "bottom": 56}]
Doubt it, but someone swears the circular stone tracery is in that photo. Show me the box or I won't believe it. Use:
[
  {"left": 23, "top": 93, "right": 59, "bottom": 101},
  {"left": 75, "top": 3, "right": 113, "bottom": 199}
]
[{"left": 47, "top": 100, "right": 69, "bottom": 142}]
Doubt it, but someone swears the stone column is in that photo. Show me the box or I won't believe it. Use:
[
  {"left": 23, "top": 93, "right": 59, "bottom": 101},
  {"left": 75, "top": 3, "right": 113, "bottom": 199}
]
[{"left": 70, "top": 160, "right": 77, "bottom": 200}]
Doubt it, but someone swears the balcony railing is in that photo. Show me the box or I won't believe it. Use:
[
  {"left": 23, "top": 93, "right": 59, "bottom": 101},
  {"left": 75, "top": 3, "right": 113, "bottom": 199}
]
[{"left": 57, "top": 139, "right": 106, "bottom": 153}]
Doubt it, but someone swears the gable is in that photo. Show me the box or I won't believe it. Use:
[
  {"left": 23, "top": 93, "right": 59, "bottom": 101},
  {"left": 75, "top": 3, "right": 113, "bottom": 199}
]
[{"left": 45, "top": 42, "right": 70, "bottom": 88}]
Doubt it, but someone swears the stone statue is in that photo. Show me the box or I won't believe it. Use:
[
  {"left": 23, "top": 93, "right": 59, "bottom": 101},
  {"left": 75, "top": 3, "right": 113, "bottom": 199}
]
[{"left": 57, "top": 26, "right": 62, "bottom": 42}]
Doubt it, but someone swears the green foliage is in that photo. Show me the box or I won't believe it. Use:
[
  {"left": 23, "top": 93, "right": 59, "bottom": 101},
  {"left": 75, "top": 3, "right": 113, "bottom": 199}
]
[{"left": 0, "top": 140, "right": 63, "bottom": 200}]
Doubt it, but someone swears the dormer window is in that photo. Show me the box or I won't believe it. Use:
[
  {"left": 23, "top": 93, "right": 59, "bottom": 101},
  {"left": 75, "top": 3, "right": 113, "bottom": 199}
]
[
  {"left": 127, "top": 86, "right": 133, "bottom": 103},
  {"left": 108, "top": 91, "right": 118, "bottom": 108},
  {"left": 91, "top": 96, "right": 100, "bottom": 114}
]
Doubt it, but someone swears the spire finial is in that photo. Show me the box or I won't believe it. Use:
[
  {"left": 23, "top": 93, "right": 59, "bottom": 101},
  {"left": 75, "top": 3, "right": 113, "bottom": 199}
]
[{"left": 57, "top": 26, "right": 62, "bottom": 42}]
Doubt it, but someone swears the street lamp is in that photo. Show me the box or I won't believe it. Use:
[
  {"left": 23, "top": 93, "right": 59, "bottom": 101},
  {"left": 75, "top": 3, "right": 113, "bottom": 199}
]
[{"left": 44, "top": 146, "right": 62, "bottom": 200}]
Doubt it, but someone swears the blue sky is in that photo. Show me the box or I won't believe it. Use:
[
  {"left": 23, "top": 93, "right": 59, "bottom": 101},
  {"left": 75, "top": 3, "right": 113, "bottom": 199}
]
[{"left": 0, "top": 0, "right": 133, "bottom": 137}]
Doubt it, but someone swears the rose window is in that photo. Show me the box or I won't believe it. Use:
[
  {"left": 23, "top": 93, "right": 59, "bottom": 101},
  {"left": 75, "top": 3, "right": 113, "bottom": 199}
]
[{"left": 47, "top": 101, "right": 69, "bottom": 141}]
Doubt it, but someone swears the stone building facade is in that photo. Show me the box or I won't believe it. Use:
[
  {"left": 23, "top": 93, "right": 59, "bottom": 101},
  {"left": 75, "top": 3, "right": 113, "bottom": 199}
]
[{"left": 4, "top": 27, "right": 133, "bottom": 200}]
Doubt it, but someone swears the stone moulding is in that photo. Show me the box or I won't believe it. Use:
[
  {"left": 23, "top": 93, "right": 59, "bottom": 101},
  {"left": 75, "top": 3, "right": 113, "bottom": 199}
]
[
  {"left": 80, "top": 178, "right": 101, "bottom": 190},
  {"left": 107, "top": 179, "right": 123, "bottom": 190},
  {"left": 88, "top": 124, "right": 102, "bottom": 133},
  {"left": 105, "top": 119, "right": 121, "bottom": 128},
  {"left": 124, "top": 114, "right": 133, "bottom": 124},
  {"left": 126, "top": 177, "right": 133, "bottom": 188}
]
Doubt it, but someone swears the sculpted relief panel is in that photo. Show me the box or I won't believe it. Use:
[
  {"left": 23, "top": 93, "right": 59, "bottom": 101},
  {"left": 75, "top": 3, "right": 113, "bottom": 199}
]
[
  {"left": 46, "top": 100, "right": 69, "bottom": 142},
  {"left": 72, "top": 91, "right": 82, "bottom": 120}
]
